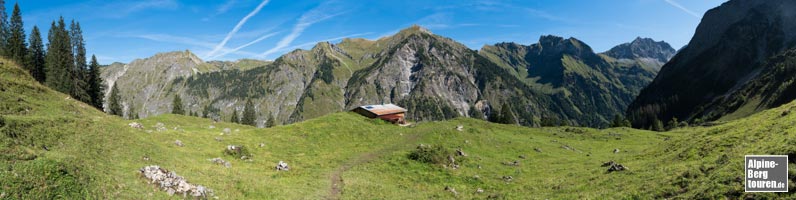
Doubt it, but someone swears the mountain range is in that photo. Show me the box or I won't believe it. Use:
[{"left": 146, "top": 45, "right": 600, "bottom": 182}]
[
  {"left": 627, "top": 0, "right": 796, "bottom": 127},
  {"left": 101, "top": 26, "right": 674, "bottom": 127}
]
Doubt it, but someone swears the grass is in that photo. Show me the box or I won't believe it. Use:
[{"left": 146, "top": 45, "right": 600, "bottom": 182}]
[{"left": 2, "top": 57, "right": 796, "bottom": 199}]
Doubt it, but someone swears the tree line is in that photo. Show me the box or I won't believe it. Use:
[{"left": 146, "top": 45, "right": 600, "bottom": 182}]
[
  {"left": 170, "top": 95, "right": 276, "bottom": 127},
  {"left": 1, "top": 1, "right": 104, "bottom": 109}
]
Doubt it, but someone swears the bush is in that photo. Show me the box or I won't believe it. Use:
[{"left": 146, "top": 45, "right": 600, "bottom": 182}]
[
  {"left": 408, "top": 144, "right": 456, "bottom": 165},
  {"left": 224, "top": 145, "right": 252, "bottom": 159}
]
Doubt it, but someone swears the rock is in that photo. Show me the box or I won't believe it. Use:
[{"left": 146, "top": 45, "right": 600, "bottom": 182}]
[
  {"left": 208, "top": 125, "right": 215, "bottom": 129},
  {"left": 209, "top": 158, "right": 231, "bottom": 168},
  {"left": 613, "top": 149, "right": 620, "bottom": 153},
  {"left": 155, "top": 123, "right": 167, "bottom": 132},
  {"left": 519, "top": 155, "right": 526, "bottom": 159},
  {"left": 561, "top": 145, "right": 574, "bottom": 151},
  {"left": 259, "top": 143, "right": 265, "bottom": 148},
  {"left": 602, "top": 160, "right": 628, "bottom": 172},
  {"left": 128, "top": 122, "right": 144, "bottom": 129},
  {"left": 234, "top": 129, "right": 239, "bottom": 132},
  {"left": 473, "top": 175, "right": 480, "bottom": 179},
  {"left": 139, "top": 165, "right": 214, "bottom": 198},
  {"left": 502, "top": 176, "right": 513, "bottom": 181},
  {"left": 476, "top": 188, "right": 484, "bottom": 193},
  {"left": 444, "top": 186, "right": 458, "bottom": 196},
  {"left": 503, "top": 160, "right": 520, "bottom": 166},
  {"left": 783, "top": 110, "right": 790, "bottom": 116},
  {"left": 276, "top": 161, "right": 290, "bottom": 171},
  {"left": 455, "top": 125, "right": 464, "bottom": 131},
  {"left": 456, "top": 148, "right": 466, "bottom": 157},
  {"left": 143, "top": 156, "right": 150, "bottom": 161},
  {"left": 222, "top": 128, "right": 231, "bottom": 134},
  {"left": 214, "top": 137, "right": 223, "bottom": 142},
  {"left": 534, "top": 148, "right": 542, "bottom": 153},
  {"left": 175, "top": 140, "right": 184, "bottom": 147}
]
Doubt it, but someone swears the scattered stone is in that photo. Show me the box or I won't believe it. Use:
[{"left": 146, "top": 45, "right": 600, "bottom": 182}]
[
  {"left": 473, "top": 175, "right": 480, "bottom": 179},
  {"left": 502, "top": 176, "right": 513, "bottom": 182},
  {"left": 146, "top": 130, "right": 153, "bottom": 133},
  {"left": 477, "top": 165, "right": 482, "bottom": 169},
  {"left": 456, "top": 148, "right": 467, "bottom": 157},
  {"left": 613, "top": 149, "right": 620, "bottom": 154},
  {"left": 534, "top": 148, "right": 542, "bottom": 153},
  {"left": 259, "top": 143, "right": 265, "bottom": 148},
  {"left": 455, "top": 125, "right": 464, "bottom": 131},
  {"left": 142, "top": 156, "right": 150, "bottom": 161},
  {"left": 276, "top": 161, "right": 290, "bottom": 171},
  {"left": 174, "top": 140, "right": 184, "bottom": 147},
  {"left": 444, "top": 186, "right": 458, "bottom": 196},
  {"left": 476, "top": 188, "right": 484, "bottom": 193},
  {"left": 209, "top": 125, "right": 215, "bottom": 129},
  {"left": 502, "top": 160, "right": 520, "bottom": 166},
  {"left": 602, "top": 161, "right": 628, "bottom": 172},
  {"left": 222, "top": 128, "right": 231, "bottom": 135},
  {"left": 519, "top": 155, "right": 526, "bottom": 159},
  {"left": 155, "top": 123, "right": 167, "bottom": 132},
  {"left": 465, "top": 140, "right": 470, "bottom": 144},
  {"left": 208, "top": 158, "right": 231, "bottom": 168},
  {"left": 561, "top": 145, "right": 575, "bottom": 151},
  {"left": 214, "top": 137, "right": 223, "bottom": 142},
  {"left": 139, "top": 165, "right": 213, "bottom": 198},
  {"left": 128, "top": 122, "right": 144, "bottom": 129},
  {"left": 42, "top": 145, "right": 49, "bottom": 151}
]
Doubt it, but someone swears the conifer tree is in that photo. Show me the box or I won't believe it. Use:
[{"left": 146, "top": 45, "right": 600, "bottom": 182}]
[
  {"left": 265, "top": 114, "right": 276, "bottom": 128},
  {"left": 45, "top": 17, "right": 75, "bottom": 96},
  {"left": 172, "top": 95, "right": 184, "bottom": 115},
  {"left": 468, "top": 105, "right": 484, "bottom": 120},
  {"left": 87, "top": 55, "right": 103, "bottom": 109},
  {"left": 68, "top": 20, "right": 89, "bottom": 103},
  {"left": 230, "top": 110, "right": 239, "bottom": 123},
  {"left": 241, "top": 99, "right": 256, "bottom": 126},
  {"left": 652, "top": 117, "right": 665, "bottom": 132},
  {"left": 498, "top": 103, "right": 516, "bottom": 124},
  {"left": 108, "top": 84, "right": 122, "bottom": 116},
  {"left": 0, "top": 0, "right": 8, "bottom": 53},
  {"left": 7, "top": 3, "right": 25, "bottom": 65},
  {"left": 26, "top": 26, "right": 45, "bottom": 82}
]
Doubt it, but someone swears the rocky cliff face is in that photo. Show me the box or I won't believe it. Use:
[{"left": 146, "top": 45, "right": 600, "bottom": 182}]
[
  {"left": 102, "top": 26, "right": 667, "bottom": 127},
  {"left": 626, "top": 0, "right": 796, "bottom": 127},
  {"left": 604, "top": 37, "right": 676, "bottom": 71}
]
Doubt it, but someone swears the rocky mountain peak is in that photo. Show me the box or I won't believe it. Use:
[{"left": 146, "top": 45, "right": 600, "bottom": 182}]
[
  {"left": 535, "top": 35, "right": 595, "bottom": 57},
  {"left": 604, "top": 37, "right": 675, "bottom": 63}
]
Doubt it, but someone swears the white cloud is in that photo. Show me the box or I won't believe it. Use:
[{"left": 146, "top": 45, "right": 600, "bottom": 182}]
[
  {"left": 206, "top": 0, "right": 272, "bottom": 58},
  {"left": 663, "top": 0, "right": 701, "bottom": 18}
]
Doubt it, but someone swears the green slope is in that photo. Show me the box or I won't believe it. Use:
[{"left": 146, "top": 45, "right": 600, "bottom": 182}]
[{"left": 2, "top": 58, "right": 794, "bottom": 199}]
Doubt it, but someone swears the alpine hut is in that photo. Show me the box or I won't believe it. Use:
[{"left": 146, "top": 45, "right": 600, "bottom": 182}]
[{"left": 352, "top": 104, "right": 407, "bottom": 124}]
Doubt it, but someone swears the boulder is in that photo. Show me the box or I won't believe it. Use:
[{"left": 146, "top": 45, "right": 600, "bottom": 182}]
[
  {"left": 455, "top": 125, "right": 464, "bottom": 131},
  {"left": 128, "top": 122, "right": 144, "bottom": 129},
  {"left": 276, "top": 161, "right": 290, "bottom": 171},
  {"left": 456, "top": 148, "right": 466, "bottom": 157},
  {"left": 502, "top": 176, "right": 513, "bottom": 182},
  {"left": 208, "top": 158, "right": 231, "bottom": 168},
  {"left": 602, "top": 160, "right": 628, "bottom": 172},
  {"left": 259, "top": 143, "right": 265, "bottom": 148}
]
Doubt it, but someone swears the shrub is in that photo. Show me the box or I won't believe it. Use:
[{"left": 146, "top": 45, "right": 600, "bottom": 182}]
[
  {"left": 224, "top": 145, "right": 252, "bottom": 159},
  {"left": 408, "top": 144, "right": 454, "bottom": 165}
]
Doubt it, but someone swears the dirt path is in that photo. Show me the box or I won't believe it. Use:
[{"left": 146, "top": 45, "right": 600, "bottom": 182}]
[{"left": 326, "top": 133, "right": 420, "bottom": 200}]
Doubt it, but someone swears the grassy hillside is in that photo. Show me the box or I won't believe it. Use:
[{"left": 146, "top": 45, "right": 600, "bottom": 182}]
[{"left": 2, "top": 58, "right": 795, "bottom": 199}]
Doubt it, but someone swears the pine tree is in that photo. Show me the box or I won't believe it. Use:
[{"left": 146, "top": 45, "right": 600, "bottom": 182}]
[
  {"left": 87, "top": 55, "right": 104, "bottom": 109},
  {"left": 498, "top": 103, "right": 516, "bottom": 124},
  {"left": 26, "top": 26, "right": 45, "bottom": 82},
  {"left": 203, "top": 105, "right": 211, "bottom": 118},
  {"left": 230, "top": 110, "right": 239, "bottom": 124},
  {"left": 265, "top": 114, "right": 276, "bottom": 128},
  {"left": 666, "top": 117, "right": 679, "bottom": 130},
  {"left": 69, "top": 20, "right": 89, "bottom": 103},
  {"left": 172, "top": 95, "right": 184, "bottom": 115},
  {"left": 468, "top": 105, "right": 484, "bottom": 120},
  {"left": 0, "top": 0, "right": 8, "bottom": 53},
  {"left": 241, "top": 99, "right": 256, "bottom": 126},
  {"left": 652, "top": 117, "right": 665, "bottom": 132},
  {"left": 108, "top": 84, "right": 122, "bottom": 116},
  {"left": 6, "top": 3, "right": 26, "bottom": 65},
  {"left": 45, "top": 17, "right": 75, "bottom": 96}
]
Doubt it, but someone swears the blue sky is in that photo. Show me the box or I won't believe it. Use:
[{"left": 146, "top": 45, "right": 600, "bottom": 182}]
[{"left": 16, "top": 0, "right": 727, "bottom": 64}]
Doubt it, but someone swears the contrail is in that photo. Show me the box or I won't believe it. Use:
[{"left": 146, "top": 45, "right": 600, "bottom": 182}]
[
  {"left": 663, "top": 0, "right": 700, "bottom": 18},
  {"left": 206, "top": 0, "right": 271, "bottom": 58},
  {"left": 209, "top": 31, "right": 280, "bottom": 60}
]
